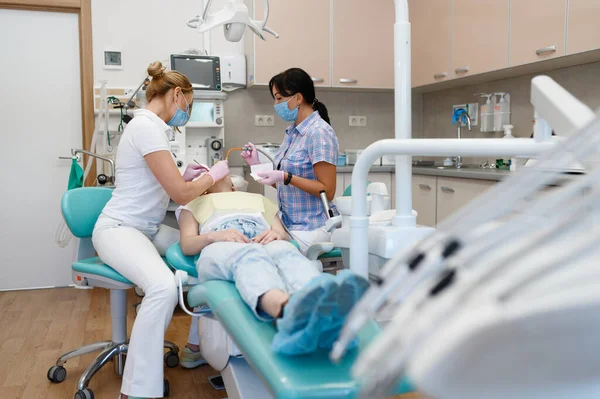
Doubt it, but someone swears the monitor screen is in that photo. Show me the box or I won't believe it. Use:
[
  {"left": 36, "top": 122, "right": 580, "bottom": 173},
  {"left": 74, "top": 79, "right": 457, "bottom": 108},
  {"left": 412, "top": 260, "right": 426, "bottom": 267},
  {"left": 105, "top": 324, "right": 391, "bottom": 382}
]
[
  {"left": 189, "top": 101, "right": 215, "bottom": 123},
  {"left": 170, "top": 55, "right": 221, "bottom": 91}
]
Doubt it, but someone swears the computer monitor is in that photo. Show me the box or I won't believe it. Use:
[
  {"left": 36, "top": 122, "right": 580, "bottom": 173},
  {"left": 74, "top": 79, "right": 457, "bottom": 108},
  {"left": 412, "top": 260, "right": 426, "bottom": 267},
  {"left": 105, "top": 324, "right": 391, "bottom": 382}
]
[{"left": 170, "top": 54, "right": 221, "bottom": 91}]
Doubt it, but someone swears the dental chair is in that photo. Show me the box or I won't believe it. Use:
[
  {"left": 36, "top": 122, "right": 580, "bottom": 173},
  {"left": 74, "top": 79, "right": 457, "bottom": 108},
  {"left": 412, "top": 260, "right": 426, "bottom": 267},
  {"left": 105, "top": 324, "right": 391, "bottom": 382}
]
[
  {"left": 166, "top": 242, "right": 415, "bottom": 398},
  {"left": 48, "top": 187, "right": 179, "bottom": 399}
]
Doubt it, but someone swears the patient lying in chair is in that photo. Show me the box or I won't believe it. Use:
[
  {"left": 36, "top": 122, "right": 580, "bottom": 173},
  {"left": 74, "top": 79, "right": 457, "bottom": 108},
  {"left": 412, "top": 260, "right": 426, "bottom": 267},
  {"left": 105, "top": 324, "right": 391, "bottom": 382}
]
[{"left": 176, "top": 175, "right": 369, "bottom": 355}]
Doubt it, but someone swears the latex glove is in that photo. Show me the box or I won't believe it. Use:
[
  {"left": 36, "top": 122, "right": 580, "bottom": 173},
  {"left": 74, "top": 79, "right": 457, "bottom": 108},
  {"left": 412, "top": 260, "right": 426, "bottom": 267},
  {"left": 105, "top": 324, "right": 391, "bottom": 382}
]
[
  {"left": 257, "top": 170, "right": 284, "bottom": 185},
  {"left": 207, "top": 160, "right": 230, "bottom": 183},
  {"left": 253, "top": 229, "right": 286, "bottom": 245},
  {"left": 182, "top": 163, "right": 209, "bottom": 182},
  {"left": 241, "top": 142, "right": 261, "bottom": 166}
]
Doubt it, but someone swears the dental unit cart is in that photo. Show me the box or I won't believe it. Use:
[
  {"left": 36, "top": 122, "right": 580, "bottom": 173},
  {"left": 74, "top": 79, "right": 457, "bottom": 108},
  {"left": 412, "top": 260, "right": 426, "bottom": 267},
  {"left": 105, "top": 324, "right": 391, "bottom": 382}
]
[{"left": 169, "top": 54, "right": 227, "bottom": 169}]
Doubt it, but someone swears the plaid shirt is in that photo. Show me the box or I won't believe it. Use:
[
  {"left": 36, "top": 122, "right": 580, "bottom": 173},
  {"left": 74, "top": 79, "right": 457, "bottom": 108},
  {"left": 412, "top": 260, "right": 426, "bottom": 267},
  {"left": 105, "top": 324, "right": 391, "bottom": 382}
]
[{"left": 273, "top": 111, "right": 339, "bottom": 231}]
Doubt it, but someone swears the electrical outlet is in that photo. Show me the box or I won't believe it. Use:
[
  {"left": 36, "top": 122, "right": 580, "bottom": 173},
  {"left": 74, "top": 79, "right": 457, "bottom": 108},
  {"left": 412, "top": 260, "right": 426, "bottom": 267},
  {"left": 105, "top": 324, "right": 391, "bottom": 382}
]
[
  {"left": 452, "top": 104, "right": 478, "bottom": 127},
  {"left": 255, "top": 115, "right": 274, "bottom": 126},
  {"left": 349, "top": 115, "right": 367, "bottom": 127},
  {"left": 124, "top": 88, "right": 135, "bottom": 97}
]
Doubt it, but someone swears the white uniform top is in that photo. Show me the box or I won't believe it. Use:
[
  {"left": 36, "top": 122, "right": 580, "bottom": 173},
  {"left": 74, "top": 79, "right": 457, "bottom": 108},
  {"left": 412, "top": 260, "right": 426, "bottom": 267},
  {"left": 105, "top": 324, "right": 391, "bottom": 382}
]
[{"left": 101, "top": 109, "right": 173, "bottom": 233}]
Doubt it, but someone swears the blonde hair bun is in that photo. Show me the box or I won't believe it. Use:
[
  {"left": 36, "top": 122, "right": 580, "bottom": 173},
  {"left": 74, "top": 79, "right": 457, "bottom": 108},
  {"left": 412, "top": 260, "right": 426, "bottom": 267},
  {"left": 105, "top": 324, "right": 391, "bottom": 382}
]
[{"left": 147, "top": 61, "right": 165, "bottom": 79}]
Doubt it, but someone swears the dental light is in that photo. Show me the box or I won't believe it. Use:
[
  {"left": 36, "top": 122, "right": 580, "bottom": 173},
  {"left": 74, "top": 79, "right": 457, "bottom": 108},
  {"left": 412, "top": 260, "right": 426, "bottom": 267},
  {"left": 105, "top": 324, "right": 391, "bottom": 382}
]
[{"left": 187, "top": 0, "right": 279, "bottom": 42}]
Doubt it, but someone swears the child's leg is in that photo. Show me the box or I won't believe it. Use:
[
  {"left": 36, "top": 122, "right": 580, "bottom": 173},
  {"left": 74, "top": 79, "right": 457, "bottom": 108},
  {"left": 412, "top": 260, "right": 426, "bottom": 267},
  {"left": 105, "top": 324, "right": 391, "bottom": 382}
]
[
  {"left": 197, "top": 242, "right": 289, "bottom": 321},
  {"left": 263, "top": 240, "right": 321, "bottom": 294}
]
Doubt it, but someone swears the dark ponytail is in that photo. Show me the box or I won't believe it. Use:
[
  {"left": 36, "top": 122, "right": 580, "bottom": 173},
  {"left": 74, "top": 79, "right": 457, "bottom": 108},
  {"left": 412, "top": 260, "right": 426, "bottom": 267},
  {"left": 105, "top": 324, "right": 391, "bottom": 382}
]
[{"left": 269, "top": 67, "right": 331, "bottom": 125}]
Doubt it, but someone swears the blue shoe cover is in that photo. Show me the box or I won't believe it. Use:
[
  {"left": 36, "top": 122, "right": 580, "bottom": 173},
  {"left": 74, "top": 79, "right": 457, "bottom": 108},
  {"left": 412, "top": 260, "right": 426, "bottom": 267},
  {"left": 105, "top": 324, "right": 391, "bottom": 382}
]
[
  {"left": 272, "top": 274, "right": 337, "bottom": 355},
  {"left": 276, "top": 274, "right": 336, "bottom": 334},
  {"left": 317, "top": 270, "right": 370, "bottom": 350}
]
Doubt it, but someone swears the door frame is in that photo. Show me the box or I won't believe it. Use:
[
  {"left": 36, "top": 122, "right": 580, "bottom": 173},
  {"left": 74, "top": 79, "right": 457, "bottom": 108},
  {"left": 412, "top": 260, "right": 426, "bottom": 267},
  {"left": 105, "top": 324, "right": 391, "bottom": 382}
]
[{"left": 0, "top": 0, "right": 95, "bottom": 186}]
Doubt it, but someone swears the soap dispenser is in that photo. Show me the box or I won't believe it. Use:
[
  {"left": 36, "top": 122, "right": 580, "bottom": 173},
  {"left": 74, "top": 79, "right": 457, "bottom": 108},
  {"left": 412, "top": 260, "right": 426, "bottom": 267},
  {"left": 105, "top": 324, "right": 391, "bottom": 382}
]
[
  {"left": 479, "top": 93, "right": 494, "bottom": 133},
  {"left": 493, "top": 92, "right": 511, "bottom": 131},
  {"left": 502, "top": 124, "right": 518, "bottom": 171}
]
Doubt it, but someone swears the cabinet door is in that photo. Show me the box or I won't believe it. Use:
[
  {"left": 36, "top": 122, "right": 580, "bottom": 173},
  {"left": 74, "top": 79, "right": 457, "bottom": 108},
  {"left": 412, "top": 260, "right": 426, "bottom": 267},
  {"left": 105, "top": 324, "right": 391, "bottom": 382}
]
[
  {"left": 409, "top": 0, "right": 452, "bottom": 87},
  {"left": 254, "top": 0, "right": 330, "bottom": 86},
  {"left": 436, "top": 177, "right": 495, "bottom": 225},
  {"left": 567, "top": 0, "right": 600, "bottom": 55},
  {"left": 509, "top": 0, "right": 566, "bottom": 67},
  {"left": 332, "top": 0, "right": 395, "bottom": 88},
  {"left": 411, "top": 175, "right": 437, "bottom": 227},
  {"left": 452, "top": 0, "right": 508, "bottom": 78}
]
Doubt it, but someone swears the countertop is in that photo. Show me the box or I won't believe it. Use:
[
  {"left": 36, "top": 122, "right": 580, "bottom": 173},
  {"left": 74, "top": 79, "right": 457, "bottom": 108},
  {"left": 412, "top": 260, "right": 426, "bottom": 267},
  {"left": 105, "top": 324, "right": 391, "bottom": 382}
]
[
  {"left": 337, "top": 165, "right": 509, "bottom": 181},
  {"left": 337, "top": 164, "right": 585, "bottom": 184}
]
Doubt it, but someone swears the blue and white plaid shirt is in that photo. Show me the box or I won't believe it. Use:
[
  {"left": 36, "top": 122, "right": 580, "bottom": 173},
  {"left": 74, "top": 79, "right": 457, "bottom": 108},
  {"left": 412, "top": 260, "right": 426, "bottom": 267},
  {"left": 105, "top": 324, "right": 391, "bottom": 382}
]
[{"left": 273, "top": 111, "right": 339, "bottom": 231}]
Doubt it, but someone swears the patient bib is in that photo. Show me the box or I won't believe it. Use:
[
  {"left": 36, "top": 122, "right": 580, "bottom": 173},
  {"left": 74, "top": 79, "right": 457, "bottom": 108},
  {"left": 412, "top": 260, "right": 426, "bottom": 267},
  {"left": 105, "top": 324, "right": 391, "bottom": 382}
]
[{"left": 185, "top": 192, "right": 279, "bottom": 227}]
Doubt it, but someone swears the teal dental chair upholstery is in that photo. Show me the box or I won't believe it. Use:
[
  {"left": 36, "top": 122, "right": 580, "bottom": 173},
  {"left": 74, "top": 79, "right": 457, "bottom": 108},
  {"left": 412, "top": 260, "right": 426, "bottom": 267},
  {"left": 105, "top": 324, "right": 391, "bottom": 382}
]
[
  {"left": 48, "top": 187, "right": 179, "bottom": 399},
  {"left": 165, "top": 242, "right": 415, "bottom": 398}
]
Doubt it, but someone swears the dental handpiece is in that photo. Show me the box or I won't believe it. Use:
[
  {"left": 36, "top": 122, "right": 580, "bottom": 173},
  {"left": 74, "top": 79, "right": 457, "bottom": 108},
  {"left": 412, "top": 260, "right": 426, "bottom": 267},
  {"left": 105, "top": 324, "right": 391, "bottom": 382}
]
[{"left": 319, "top": 190, "right": 334, "bottom": 218}]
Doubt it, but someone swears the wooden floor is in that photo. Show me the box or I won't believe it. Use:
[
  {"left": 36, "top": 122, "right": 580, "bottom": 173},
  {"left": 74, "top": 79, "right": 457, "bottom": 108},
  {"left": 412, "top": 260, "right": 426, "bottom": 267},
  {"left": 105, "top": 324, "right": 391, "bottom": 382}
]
[{"left": 0, "top": 287, "right": 422, "bottom": 399}]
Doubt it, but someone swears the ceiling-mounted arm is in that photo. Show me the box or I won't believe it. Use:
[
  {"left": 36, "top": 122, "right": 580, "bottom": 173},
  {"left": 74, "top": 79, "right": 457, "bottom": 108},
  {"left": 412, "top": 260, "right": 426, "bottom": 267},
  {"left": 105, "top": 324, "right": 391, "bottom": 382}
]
[{"left": 187, "top": 0, "right": 279, "bottom": 42}]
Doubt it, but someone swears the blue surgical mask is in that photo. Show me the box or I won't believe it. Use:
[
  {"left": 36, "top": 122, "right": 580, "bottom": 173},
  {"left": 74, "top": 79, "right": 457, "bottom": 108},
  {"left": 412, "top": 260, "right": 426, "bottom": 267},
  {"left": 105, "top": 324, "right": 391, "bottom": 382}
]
[
  {"left": 274, "top": 96, "right": 299, "bottom": 122},
  {"left": 167, "top": 91, "right": 190, "bottom": 127}
]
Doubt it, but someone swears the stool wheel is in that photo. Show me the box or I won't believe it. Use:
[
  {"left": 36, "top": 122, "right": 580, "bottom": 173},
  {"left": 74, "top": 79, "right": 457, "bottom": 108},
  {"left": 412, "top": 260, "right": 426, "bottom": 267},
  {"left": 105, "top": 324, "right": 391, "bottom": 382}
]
[
  {"left": 133, "top": 303, "right": 141, "bottom": 315},
  {"left": 134, "top": 286, "right": 145, "bottom": 297},
  {"left": 164, "top": 350, "right": 179, "bottom": 368},
  {"left": 47, "top": 365, "right": 66, "bottom": 383},
  {"left": 74, "top": 388, "right": 94, "bottom": 399},
  {"left": 164, "top": 378, "right": 170, "bottom": 397}
]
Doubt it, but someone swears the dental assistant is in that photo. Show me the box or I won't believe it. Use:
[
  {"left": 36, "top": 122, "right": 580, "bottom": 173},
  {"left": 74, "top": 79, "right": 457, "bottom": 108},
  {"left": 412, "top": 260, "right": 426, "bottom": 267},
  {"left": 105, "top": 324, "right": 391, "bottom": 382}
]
[
  {"left": 92, "top": 61, "right": 229, "bottom": 399},
  {"left": 242, "top": 68, "right": 339, "bottom": 254}
]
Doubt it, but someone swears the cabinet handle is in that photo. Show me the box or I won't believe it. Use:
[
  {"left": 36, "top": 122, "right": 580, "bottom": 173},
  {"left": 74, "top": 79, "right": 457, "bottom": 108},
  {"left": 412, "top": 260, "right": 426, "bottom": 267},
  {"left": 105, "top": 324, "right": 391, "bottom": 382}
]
[
  {"left": 418, "top": 184, "right": 431, "bottom": 190},
  {"left": 339, "top": 78, "right": 358, "bottom": 84},
  {"left": 440, "top": 186, "right": 455, "bottom": 193},
  {"left": 311, "top": 77, "right": 324, "bottom": 83},
  {"left": 455, "top": 66, "right": 469, "bottom": 74},
  {"left": 536, "top": 45, "right": 556, "bottom": 56},
  {"left": 433, "top": 72, "right": 448, "bottom": 79}
]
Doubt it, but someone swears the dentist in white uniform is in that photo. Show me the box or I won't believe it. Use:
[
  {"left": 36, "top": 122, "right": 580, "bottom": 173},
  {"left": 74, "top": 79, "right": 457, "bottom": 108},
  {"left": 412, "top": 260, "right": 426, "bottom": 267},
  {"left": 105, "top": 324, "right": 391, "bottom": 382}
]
[{"left": 92, "top": 61, "right": 230, "bottom": 399}]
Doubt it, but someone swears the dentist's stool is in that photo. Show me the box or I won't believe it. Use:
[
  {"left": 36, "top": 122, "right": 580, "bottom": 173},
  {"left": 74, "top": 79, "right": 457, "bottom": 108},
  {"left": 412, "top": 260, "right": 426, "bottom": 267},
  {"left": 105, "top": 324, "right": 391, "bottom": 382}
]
[{"left": 49, "top": 187, "right": 179, "bottom": 399}]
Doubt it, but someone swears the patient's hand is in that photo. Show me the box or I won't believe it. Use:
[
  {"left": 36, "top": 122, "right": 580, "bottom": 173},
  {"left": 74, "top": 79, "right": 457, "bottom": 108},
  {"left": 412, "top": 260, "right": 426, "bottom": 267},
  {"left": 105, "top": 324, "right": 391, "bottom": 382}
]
[
  {"left": 209, "top": 229, "right": 251, "bottom": 244},
  {"left": 253, "top": 229, "right": 285, "bottom": 245}
]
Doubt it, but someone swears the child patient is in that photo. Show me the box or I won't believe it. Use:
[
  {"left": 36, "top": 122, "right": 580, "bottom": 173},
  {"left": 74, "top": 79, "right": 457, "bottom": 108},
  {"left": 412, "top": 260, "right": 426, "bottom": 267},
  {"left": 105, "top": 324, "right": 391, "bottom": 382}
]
[{"left": 176, "top": 174, "right": 369, "bottom": 356}]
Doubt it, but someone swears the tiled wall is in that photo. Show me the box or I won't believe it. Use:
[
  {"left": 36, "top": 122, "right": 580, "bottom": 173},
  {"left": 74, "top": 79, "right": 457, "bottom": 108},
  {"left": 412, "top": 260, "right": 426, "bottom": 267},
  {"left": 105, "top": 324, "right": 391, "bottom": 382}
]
[
  {"left": 418, "top": 61, "right": 600, "bottom": 165},
  {"left": 224, "top": 88, "right": 422, "bottom": 167}
]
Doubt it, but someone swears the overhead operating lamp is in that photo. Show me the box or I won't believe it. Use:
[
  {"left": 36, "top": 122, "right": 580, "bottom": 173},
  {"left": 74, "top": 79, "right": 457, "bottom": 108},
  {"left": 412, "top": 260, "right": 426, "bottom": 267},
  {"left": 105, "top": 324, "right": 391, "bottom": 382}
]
[{"left": 187, "top": 0, "right": 279, "bottom": 42}]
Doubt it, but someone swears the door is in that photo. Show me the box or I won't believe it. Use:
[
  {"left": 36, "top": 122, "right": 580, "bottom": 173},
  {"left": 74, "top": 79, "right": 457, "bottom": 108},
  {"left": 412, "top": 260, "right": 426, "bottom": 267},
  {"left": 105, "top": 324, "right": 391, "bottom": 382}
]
[
  {"left": 567, "top": 0, "right": 600, "bottom": 55},
  {"left": 452, "top": 0, "right": 509, "bottom": 78},
  {"left": 332, "top": 0, "right": 395, "bottom": 88},
  {"left": 254, "top": 0, "right": 331, "bottom": 86},
  {"left": 436, "top": 177, "right": 495, "bottom": 225},
  {"left": 409, "top": 0, "right": 452, "bottom": 87},
  {"left": 0, "top": 9, "right": 82, "bottom": 290},
  {"left": 509, "top": 0, "right": 566, "bottom": 66}
]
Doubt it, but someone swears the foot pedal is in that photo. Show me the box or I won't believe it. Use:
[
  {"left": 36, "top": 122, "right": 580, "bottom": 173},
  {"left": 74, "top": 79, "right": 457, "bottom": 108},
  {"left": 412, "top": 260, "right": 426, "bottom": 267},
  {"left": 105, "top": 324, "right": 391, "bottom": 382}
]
[{"left": 208, "top": 375, "right": 225, "bottom": 390}]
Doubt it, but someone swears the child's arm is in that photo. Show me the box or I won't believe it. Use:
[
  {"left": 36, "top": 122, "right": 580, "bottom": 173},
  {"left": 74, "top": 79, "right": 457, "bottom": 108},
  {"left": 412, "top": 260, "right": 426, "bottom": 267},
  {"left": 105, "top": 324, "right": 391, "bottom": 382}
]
[
  {"left": 252, "top": 214, "right": 290, "bottom": 245},
  {"left": 179, "top": 209, "right": 250, "bottom": 256}
]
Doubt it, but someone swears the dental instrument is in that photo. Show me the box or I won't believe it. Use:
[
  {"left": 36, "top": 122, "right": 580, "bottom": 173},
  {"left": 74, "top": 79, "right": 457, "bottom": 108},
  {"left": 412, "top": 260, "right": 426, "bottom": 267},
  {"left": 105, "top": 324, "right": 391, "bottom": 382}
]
[
  {"left": 348, "top": 108, "right": 600, "bottom": 396},
  {"left": 187, "top": 0, "right": 279, "bottom": 43},
  {"left": 331, "top": 91, "right": 597, "bottom": 362}
]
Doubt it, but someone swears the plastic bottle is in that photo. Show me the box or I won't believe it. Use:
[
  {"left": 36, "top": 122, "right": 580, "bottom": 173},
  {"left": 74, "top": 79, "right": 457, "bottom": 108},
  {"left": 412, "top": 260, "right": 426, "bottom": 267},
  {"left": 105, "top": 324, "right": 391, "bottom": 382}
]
[
  {"left": 493, "top": 92, "right": 511, "bottom": 131},
  {"left": 503, "top": 124, "right": 518, "bottom": 171},
  {"left": 479, "top": 93, "right": 494, "bottom": 132}
]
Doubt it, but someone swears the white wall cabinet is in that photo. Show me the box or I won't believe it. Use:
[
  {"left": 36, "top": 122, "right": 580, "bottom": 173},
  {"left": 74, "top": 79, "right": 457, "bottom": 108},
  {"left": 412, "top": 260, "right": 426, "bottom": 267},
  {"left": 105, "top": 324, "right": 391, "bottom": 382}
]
[
  {"left": 411, "top": 0, "right": 600, "bottom": 88},
  {"left": 246, "top": 0, "right": 395, "bottom": 89}
]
